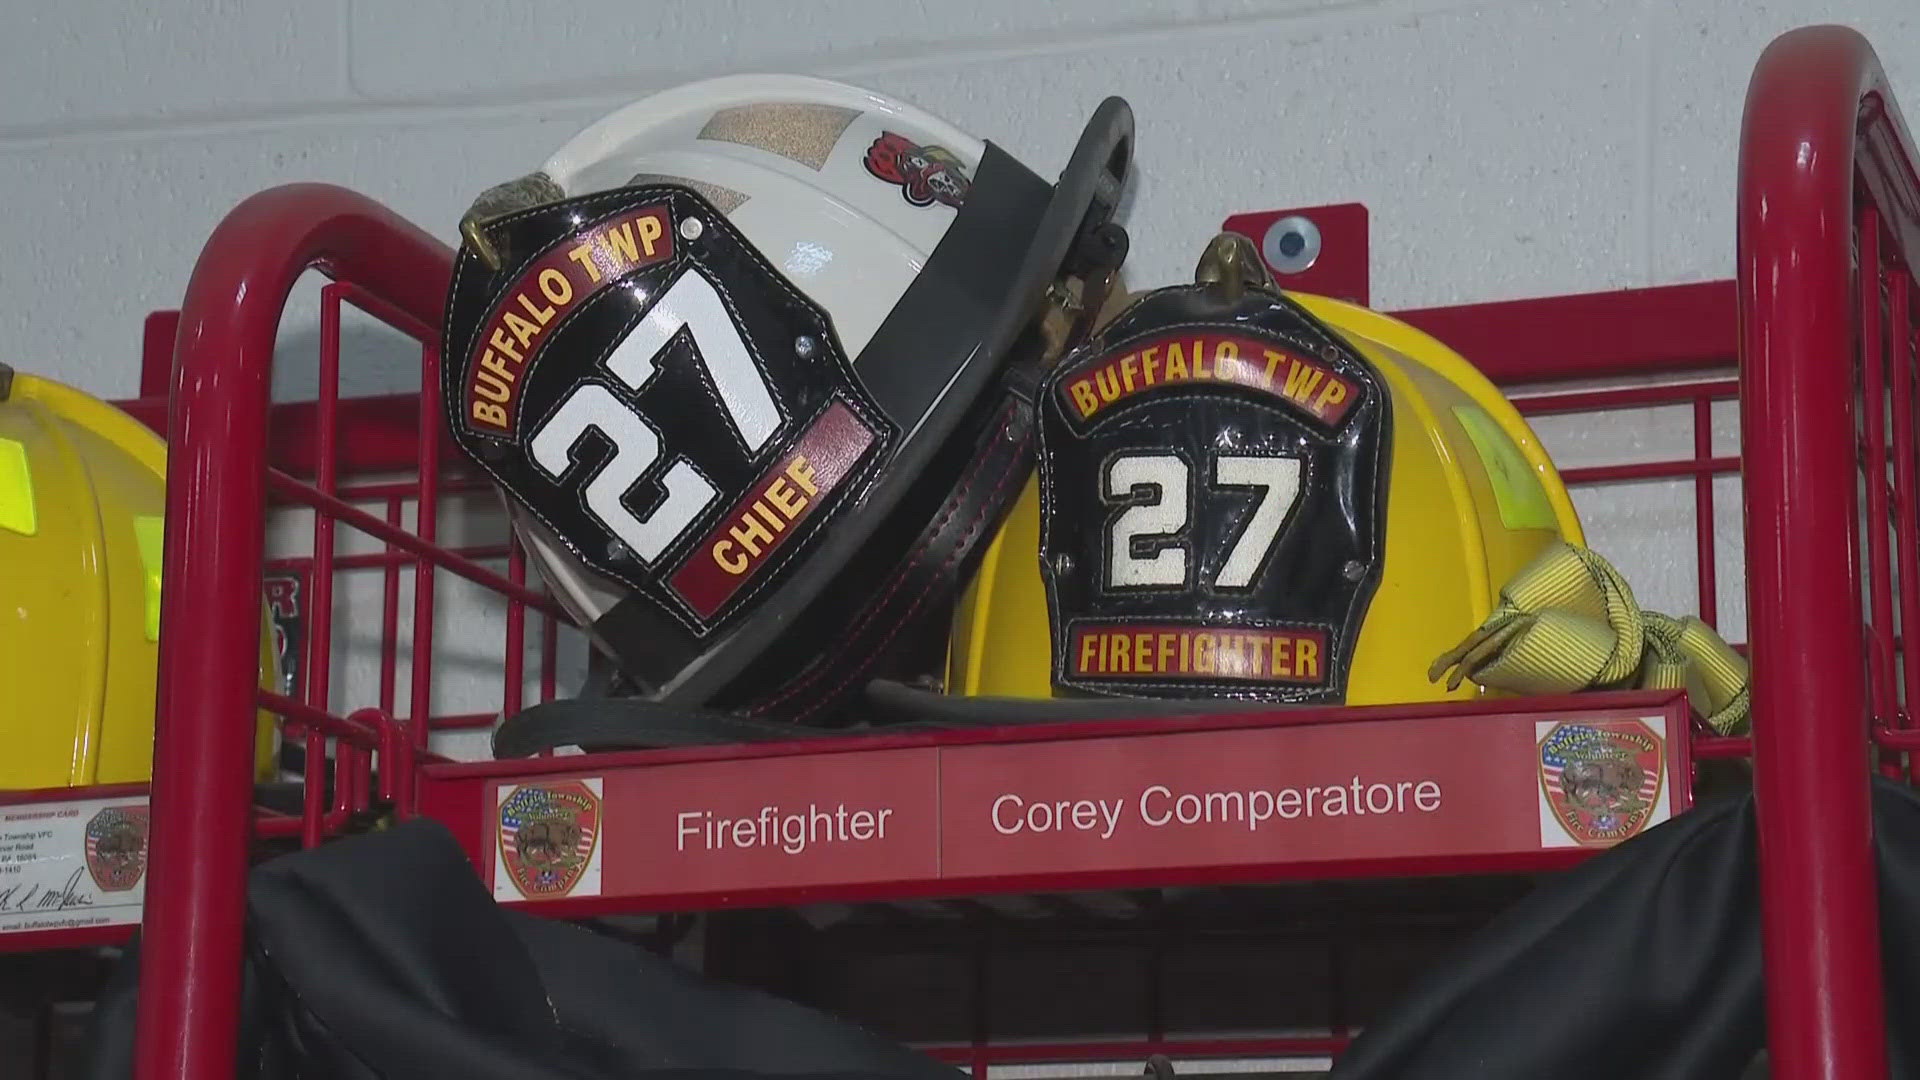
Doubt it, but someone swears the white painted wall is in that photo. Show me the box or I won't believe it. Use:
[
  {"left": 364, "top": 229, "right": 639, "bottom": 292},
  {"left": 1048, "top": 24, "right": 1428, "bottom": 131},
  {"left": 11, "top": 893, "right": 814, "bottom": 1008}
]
[
  {"left": 7, "top": 0, "right": 1914, "bottom": 398},
  {"left": 5, "top": 0, "right": 1915, "bottom": 753}
]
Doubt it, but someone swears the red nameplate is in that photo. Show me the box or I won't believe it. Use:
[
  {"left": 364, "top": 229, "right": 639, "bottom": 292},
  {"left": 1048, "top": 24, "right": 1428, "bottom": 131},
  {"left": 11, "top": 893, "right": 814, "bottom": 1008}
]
[{"left": 474, "top": 700, "right": 1687, "bottom": 908}]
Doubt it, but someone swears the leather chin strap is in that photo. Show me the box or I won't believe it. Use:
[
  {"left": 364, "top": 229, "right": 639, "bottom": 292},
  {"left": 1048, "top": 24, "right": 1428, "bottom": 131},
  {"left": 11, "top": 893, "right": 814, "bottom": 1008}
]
[
  {"left": 490, "top": 676, "right": 1288, "bottom": 758},
  {"left": 736, "top": 372, "right": 1042, "bottom": 725},
  {"left": 1428, "top": 540, "right": 1752, "bottom": 735},
  {"left": 726, "top": 249, "right": 1126, "bottom": 727}
]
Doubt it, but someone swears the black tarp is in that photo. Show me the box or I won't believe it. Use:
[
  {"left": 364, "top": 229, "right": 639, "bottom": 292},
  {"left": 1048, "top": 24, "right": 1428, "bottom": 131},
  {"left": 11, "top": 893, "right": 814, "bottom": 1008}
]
[
  {"left": 1330, "top": 777, "right": 1920, "bottom": 1079},
  {"left": 85, "top": 818, "right": 962, "bottom": 1080}
]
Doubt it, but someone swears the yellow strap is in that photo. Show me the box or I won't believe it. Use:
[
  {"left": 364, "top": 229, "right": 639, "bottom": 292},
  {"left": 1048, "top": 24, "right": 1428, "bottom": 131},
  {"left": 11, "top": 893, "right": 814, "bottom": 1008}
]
[{"left": 1429, "top": 541, "right": 1751, "bottom": 735}]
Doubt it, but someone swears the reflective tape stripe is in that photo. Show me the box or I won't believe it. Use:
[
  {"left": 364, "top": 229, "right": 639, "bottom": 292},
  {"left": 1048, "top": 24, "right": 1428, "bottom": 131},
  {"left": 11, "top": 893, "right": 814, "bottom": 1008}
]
[
  {"left": 135, "top": 515, "right": 164, "bottom": 642},
  {"left": 0, "top": 435, "right": 35, "bottom": 536}
]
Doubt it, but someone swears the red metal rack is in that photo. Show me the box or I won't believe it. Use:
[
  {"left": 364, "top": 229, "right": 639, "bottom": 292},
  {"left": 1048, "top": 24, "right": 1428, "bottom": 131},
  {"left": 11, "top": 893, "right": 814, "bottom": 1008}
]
[
  {"left": 1737, "top": 26, "right": 1920, "bottom": 1077},
  {"left": 0, "top": 21, "right": 1907, "bottom": 1080}
]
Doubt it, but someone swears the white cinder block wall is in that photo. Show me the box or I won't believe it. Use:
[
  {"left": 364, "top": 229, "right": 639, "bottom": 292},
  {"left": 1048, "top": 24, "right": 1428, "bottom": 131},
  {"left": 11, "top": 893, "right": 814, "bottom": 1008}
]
[{"left": 5, "top": 0, "right": 1917, "bottom": 754}]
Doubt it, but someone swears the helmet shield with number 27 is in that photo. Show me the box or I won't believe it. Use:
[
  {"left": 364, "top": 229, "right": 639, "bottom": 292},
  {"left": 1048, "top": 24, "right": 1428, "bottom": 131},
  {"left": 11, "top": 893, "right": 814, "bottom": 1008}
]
[
  {"left": 442, "top": 75, "right": 1133, "bottom": 727},
  {"left": 942, "top": 235, "right": 1586, "bottom": 714}
]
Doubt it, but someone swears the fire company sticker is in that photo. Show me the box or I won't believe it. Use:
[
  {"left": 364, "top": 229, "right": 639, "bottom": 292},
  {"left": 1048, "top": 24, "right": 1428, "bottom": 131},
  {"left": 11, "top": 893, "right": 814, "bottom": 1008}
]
[
  {"left": 495, "top": 778, "right": 605, "bottom": 901},
  {"left": 1536, "top": 717, "right": 1671, "bottom": 848},
  {"left": 0, "top": 797, "right": 151, "bottom": 936}
]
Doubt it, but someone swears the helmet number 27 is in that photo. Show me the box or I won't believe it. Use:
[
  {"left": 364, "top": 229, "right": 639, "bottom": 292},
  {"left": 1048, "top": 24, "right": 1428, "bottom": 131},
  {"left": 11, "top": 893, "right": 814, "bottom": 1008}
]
[
  {"left": 1105, "top": 451, "right": 1302, "bottom": 592},
  {"left": 527, "top": 267, "right": 784, "bottom": 566}
]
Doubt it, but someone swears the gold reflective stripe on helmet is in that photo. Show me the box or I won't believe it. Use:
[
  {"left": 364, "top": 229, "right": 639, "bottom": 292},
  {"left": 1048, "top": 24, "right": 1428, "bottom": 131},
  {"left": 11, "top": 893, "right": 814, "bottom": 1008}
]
[
  {"left": 0, "top": 435, "right": 36, "bottom": 535},
  {"left": 135, "top": 514, "right": 164, "bottom": 642},
  {"left": 1451, "top": 402, "right": 1560, "bottom": 531}
]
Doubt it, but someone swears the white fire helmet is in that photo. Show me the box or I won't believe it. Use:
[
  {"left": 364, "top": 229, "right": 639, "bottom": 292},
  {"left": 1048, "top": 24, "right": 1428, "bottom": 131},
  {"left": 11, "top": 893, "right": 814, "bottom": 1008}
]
[{"left": 444, "top": 74, "right": 1133, "bottom": 742}]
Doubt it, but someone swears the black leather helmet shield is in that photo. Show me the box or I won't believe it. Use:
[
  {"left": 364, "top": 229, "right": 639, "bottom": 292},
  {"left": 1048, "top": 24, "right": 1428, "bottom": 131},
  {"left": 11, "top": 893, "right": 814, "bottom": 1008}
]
[{"left": 1037, "top": 282, "right": 1392, "bottom": 704}]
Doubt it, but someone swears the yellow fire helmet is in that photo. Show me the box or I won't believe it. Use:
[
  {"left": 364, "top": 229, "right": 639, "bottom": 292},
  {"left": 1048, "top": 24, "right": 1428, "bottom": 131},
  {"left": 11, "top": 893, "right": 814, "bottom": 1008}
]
[
  {"left": 0, "top": 365, "right": 278, "bottom": 790},
  {"left": 934, "top": 235, "right": 1584, "bottom": 714}
]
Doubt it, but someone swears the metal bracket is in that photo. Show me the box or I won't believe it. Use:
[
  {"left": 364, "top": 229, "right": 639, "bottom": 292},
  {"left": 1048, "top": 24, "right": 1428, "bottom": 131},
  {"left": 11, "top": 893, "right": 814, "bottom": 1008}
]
[{"left": 1220, "top": 203, "right": 1369, "bottom": 307}]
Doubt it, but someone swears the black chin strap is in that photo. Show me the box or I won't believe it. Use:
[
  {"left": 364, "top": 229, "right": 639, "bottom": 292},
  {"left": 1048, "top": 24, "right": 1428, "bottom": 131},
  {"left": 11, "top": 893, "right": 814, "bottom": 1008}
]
[
  {"left": 738, "top": 375, "right": 1041, "bottom": 724},
  {"left": 490, "top": 678, "right": 1292, "bottom": 759},
  {"left": 493, "top": 697, "right": 837, "bottom": 756}
]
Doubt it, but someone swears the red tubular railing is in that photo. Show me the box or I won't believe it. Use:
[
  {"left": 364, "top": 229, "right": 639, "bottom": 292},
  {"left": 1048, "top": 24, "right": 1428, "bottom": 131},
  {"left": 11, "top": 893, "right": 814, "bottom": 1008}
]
[
  {"left": 138, "top": 184, "right": 456, "bottom": 1080},
  {"left": 1738, "top": 24, "right": 1920, "bottom": 1077}
]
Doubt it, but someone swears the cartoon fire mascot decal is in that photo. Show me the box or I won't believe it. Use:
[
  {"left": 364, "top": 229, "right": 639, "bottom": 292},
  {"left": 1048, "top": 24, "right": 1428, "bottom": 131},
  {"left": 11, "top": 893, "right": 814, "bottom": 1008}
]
[{"left": 864, "top": 131, "right": 972, "bottom": 209}]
